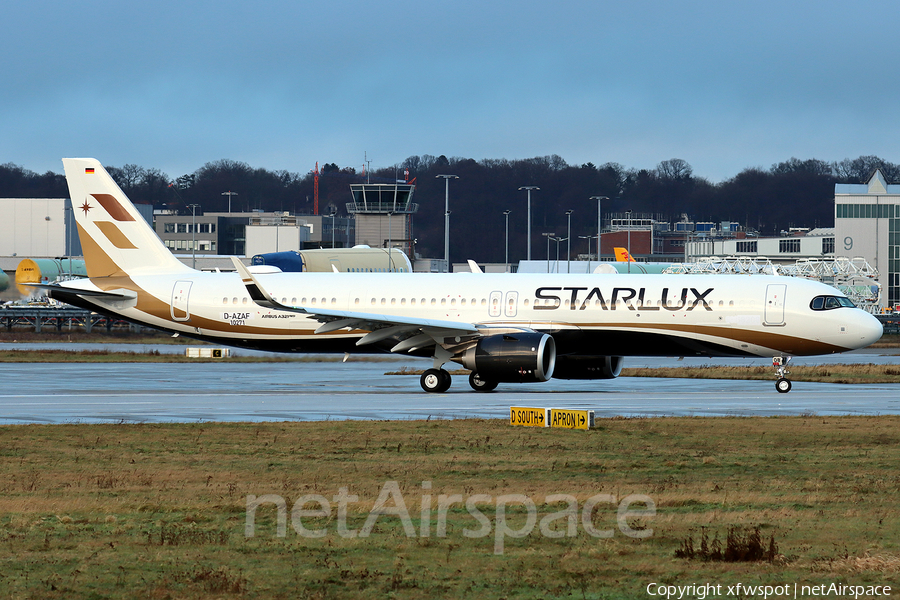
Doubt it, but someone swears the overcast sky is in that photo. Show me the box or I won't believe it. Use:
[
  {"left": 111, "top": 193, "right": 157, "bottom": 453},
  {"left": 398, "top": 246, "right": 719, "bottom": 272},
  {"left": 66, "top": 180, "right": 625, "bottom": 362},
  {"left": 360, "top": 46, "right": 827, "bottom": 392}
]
[{"left": 3, "top": 0, "right": 898, "bottom": 182}]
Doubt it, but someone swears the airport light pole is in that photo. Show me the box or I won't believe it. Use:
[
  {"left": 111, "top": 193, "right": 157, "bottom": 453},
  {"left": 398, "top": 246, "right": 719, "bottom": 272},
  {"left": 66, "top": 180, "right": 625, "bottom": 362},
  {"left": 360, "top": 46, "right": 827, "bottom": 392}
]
[
  {"left": 578, "top": 235, "right": 593, "bottom": 262},
  {"left": 188, "top": 204, "right": 200, "bottom": 269},
  {"left": 436, "top": 174, "right": 458, "bottom": 272},
  {"left": 590, "top": 196, "right": 607, "bottom": 261},
  {"left": 542, "top": 232, "right": 555, "bottom": 273},
  {"left": 64, "top": 205, "right": 73, "bottom": 273},
  {"left": 554, "top": 236, "right": 567, "bottom": 273},
  {"left": 503, "top": 210, "right": 511, "bottom": 272},
  {"left": 387, "top": 211, "right": 394, "bottom": 272},
  {"left": 565, "top": 209, "right": 574, "bottom": 273},
  {"left": 222, "top": 191, "right": 238, "bottom": 214},
  {"left": 330, "top": 209, "right": 337, "bottom": 249},
  {"left": 519, "top": 186, "right": 539, "bottom": 261}
]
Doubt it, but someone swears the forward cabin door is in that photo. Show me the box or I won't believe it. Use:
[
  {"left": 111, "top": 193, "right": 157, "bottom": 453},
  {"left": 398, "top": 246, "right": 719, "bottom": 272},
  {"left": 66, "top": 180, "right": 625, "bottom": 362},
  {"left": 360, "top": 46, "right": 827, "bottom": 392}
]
[{"left": 764, "top": 283, "right": 786, "bottom": 326}]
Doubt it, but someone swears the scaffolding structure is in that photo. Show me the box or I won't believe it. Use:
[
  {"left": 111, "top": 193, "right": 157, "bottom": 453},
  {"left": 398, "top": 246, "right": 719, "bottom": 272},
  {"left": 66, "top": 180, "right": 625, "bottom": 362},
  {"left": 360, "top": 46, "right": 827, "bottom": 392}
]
[{"left": 663, "top": 256, "right": 882, "bottom": 313}]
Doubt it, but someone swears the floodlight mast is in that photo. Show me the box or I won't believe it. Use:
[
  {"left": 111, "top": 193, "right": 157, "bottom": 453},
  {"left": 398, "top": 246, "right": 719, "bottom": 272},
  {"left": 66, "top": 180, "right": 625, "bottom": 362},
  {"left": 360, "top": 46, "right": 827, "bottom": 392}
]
[
  {"left": 437, "top": 174, "right": 458, "bottom": 272},
  {"left": 519, "top": 186, "right": 539, "bottom": 260}
]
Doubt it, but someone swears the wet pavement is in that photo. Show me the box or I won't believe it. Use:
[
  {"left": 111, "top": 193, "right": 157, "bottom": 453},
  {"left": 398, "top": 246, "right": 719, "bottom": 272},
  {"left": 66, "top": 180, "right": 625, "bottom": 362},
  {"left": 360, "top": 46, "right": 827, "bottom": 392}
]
[{"left": 2, "top": 348, "right": 898, "bottom": 423}]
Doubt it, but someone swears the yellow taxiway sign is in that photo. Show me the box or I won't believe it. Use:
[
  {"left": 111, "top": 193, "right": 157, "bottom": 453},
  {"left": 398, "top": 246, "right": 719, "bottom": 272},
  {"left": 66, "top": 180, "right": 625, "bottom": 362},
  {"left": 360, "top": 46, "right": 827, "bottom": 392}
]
[
  {"left": 509, "top": 406, "right": 549, "bottom": 427},
  {"left": 549, "top": 408, "right": 594, "bottom": 430}
]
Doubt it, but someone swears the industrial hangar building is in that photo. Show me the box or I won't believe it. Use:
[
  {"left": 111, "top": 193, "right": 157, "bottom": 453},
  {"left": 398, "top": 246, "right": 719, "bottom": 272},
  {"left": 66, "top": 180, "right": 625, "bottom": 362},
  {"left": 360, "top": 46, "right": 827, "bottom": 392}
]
[{"left": 834, "top": 169, "right": 900, "bottom": 310}]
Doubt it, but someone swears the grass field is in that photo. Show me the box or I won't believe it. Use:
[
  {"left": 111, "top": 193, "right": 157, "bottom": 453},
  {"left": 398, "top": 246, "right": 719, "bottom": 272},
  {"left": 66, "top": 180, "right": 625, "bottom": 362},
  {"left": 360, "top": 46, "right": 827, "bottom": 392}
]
[{"left": 1, "top": 417, "right": 897, "bottom": 599}]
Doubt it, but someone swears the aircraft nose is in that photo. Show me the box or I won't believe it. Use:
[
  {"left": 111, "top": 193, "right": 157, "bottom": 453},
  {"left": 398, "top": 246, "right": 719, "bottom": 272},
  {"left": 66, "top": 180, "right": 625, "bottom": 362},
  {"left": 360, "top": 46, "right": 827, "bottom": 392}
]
[{"left": 857, "top": 311, "right": 884, "bottom": 348}]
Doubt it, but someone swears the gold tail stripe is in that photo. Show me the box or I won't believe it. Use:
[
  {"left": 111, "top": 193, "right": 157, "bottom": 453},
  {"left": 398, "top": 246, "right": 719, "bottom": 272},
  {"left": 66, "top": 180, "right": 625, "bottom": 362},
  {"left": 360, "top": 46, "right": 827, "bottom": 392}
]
[
  {"left": 95, "top": 221, "right": 138, "bottom": 250},
  {"left": 92, "top": 193, "right": 136, "bottom": 222}
]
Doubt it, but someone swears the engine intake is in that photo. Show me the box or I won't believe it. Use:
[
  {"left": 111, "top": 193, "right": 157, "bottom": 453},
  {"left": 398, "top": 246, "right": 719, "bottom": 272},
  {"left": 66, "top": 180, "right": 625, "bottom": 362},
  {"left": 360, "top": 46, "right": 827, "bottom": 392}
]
[
  {"left": 552, "top": 355, "right": 624, "bottom": 380},
  {"left": 460, "top": 333, "right": 556, "bottom": 383}
]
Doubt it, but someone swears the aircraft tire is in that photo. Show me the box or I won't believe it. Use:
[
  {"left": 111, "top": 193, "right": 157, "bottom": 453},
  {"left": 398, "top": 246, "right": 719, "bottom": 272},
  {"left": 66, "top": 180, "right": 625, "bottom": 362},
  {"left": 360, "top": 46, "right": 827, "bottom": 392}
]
[
  {"left": 468, "top": 372, "right": 498, "bottom": 392},
  {"left": 421, "top": 369, "right": 451, "bottom": 393},
  {"left": 775, "top": 378, "right": 792, "bottom": 393},
  {"left": 438, "top": 369, "right": 452, "bottom": 392}
]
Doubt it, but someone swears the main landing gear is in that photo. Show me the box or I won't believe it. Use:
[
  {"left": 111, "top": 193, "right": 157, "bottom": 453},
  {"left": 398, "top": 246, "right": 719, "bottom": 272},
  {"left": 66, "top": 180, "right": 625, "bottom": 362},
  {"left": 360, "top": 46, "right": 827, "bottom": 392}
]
[
  {"left": 420, "top": 369, "right": 452, "bottom": 393},
  {"left": 468, "top": 372, "right": 498, "bottom": 392},
  {"left": 419, "top": 369, "right": 499, "bottom": 393},
  {"left": 773, "top": 356, "right": 792, "bottom": 393}
]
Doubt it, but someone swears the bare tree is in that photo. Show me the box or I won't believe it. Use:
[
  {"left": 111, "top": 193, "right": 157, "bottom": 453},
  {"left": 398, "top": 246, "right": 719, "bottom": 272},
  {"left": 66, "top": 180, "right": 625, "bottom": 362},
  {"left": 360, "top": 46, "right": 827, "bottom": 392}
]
[{"left": 657, "top": 158, "right": 693, "bottom": 180}]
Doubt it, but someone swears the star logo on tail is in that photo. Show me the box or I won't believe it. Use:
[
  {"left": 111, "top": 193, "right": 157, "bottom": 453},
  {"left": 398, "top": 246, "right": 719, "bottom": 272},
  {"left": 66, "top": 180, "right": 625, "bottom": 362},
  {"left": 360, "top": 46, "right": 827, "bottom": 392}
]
[{"left": 80, "top": 201, "right": 92, "bottom": 216}]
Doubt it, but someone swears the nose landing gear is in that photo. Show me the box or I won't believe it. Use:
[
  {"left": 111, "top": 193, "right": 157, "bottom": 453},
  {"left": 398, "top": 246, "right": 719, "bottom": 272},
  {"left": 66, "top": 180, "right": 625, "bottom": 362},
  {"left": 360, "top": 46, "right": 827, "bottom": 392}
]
[{"left": 773, "top": 356, "right": 792, "bottom": 393}]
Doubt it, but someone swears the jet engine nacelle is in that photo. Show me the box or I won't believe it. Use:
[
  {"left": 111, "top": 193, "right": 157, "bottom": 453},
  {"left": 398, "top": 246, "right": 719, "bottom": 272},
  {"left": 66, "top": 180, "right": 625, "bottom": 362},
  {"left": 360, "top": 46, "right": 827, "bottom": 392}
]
[
  {"left": 551, "top": 355, "right": 624, "bottom": 380},
  {"left": 460, "top": 333, "right": 556, "bottom": 383}
]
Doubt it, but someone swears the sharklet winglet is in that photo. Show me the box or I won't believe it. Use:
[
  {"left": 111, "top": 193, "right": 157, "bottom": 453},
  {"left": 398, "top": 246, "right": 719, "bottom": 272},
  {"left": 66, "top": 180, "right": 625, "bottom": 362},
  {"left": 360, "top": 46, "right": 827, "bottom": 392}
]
[{"left": 231, "top": 257, "right": 304, "bottom": 312}]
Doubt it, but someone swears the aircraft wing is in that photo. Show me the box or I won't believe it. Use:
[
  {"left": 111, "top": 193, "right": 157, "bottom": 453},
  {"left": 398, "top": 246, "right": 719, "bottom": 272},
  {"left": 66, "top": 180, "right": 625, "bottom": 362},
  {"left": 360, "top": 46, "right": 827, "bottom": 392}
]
[{"left": 231, "top": 258, "right": 486, "bottom": 352}]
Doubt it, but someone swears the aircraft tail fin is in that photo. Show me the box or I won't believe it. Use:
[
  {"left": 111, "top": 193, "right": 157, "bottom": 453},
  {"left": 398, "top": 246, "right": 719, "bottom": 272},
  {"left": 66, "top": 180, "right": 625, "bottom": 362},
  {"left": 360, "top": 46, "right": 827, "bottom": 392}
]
[
  {"left": 613, "top": 247, "right": 635, "bottom": 262},
  {"left": 62, "top": 158, "right": 193, "bottom": 278}
]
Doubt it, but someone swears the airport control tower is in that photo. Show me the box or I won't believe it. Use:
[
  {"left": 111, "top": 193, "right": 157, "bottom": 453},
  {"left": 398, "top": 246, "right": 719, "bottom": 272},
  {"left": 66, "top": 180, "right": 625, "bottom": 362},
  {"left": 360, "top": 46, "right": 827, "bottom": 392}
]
[{"left": 346, "top": 183, "right": 418, "bottom": 260}]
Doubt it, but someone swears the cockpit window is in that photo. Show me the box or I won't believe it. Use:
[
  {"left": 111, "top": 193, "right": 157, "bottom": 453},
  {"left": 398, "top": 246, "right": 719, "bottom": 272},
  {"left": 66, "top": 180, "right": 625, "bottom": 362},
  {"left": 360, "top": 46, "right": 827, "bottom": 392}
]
[{"left": 810, "top": 295, "right": 856, "bottom": 310}]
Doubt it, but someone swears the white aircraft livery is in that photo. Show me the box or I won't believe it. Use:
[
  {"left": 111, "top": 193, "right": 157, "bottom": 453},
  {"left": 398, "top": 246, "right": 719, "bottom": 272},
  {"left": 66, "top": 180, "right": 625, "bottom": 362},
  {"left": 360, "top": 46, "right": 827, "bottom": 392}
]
[{"left": 36, "top": 158, "right": 883, "bottom": 394}]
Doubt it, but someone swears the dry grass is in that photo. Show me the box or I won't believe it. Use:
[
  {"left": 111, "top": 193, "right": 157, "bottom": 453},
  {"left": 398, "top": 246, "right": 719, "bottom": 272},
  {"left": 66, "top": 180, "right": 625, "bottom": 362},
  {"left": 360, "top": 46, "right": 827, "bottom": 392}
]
[
  {"left": 0, "top": 330, "right": 199, "bottom": 344},
  {"left": 0, "top": 417, "right": 898, "bottom": 598},
  {"left": 0, "top": 349, "right": 404, "bottom": 363},
  {"left": 811, "top": 552, "right": 900, "bottom": 575},
  {"left": 622, "top": 363, "right": 900, "bottom": 384}
]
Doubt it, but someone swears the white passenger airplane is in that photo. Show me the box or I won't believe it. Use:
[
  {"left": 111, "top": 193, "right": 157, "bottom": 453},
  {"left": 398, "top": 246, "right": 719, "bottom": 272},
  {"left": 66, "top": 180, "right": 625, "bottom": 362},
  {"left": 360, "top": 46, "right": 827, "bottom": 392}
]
[{"left": 35, "top": 158, "right": 883, "bottom": 394}]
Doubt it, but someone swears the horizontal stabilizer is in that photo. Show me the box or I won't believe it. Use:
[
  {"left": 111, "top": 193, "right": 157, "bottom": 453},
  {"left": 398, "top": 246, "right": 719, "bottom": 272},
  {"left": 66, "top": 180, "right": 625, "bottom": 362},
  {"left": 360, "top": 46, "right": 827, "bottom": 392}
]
[{"left": 21, "top": 282, "right": 137, "bottom": 300}]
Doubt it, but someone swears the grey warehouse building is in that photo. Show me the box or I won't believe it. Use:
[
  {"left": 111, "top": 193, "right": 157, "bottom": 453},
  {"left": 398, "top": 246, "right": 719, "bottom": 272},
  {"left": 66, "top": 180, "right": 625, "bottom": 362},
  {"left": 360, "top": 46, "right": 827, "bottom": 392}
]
[{"left": 834, "top": 169, "right": 900, "bottom": 310}]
